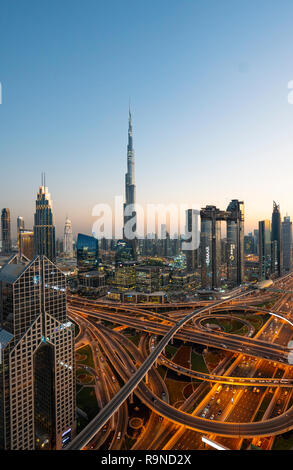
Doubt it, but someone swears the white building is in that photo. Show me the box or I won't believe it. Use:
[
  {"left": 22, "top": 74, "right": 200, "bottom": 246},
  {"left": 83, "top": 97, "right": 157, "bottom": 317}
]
[{"left": 63, "top": 217, "right": 73, "bottom": 257}]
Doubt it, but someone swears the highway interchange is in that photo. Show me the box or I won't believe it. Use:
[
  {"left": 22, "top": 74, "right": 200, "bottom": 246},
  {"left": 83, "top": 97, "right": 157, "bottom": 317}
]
[{"left": 66, "top": 273, "right": 293, "bottom": 450}]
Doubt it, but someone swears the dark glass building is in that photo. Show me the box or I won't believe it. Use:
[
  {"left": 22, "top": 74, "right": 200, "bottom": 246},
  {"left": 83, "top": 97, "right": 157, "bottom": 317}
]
[
  {"left": 33, "top": 179, "right": 56, "bottom": 262},
  {"left": 271, "top": 201, "right": 282, "bottom": 277},
  {"left": 200, "top": 206, "right": 222, "bottom": 289},
  {"left": 114, "top": 239, "right": 134, "bottom": 266},
  {"left": 226, "top": 200, "right": 244, "bottom": 287},
  {"left": 1, "top": 208, "right": 11, "bottom": 254},
  {"left": 76, "top": 233, "right": 99, "bottom": 272},
  {"left": 259, "top": 220, "right": 271, "bottom": 280},
  {"left": 282, "top": 216, "right": 292, "bottom": 273}
]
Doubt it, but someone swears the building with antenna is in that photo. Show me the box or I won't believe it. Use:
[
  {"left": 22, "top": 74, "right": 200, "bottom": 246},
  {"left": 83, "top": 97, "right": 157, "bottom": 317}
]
[
  {"left": 33, "top": 173, "right": 56, "bottom": 262},
  {"left": 123, "top": 108, "right": 137, "bottom": 258}
]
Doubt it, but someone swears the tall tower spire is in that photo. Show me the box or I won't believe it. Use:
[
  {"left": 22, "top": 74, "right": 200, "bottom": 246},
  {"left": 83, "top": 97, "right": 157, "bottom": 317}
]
[{"left": 123, "top": 106, "right": 137, "bottom": 257}]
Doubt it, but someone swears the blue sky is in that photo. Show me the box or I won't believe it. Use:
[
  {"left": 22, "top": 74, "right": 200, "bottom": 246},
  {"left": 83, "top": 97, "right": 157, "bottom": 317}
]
[{"left": 1, "top": 0, "right": 293, "bottom": 237}]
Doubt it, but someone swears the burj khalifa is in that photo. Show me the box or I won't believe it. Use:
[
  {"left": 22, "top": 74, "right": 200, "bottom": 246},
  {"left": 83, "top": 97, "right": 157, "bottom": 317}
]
[{"left": 123, "top": 108, "right": 137, "bottom": 257}]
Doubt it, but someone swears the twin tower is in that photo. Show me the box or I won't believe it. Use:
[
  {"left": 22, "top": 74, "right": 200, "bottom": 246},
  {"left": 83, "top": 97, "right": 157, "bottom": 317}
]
[{"left": 200, "top": 200, "right": 244, "bottom": 290}]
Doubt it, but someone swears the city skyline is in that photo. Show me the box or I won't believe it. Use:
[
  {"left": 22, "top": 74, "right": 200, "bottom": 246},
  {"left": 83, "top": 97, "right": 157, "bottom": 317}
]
[{"left": 1, "top": 1, "right": 293, "bottom": 237}]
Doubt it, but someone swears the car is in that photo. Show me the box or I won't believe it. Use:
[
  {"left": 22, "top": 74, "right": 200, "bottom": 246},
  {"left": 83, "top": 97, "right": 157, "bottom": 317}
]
[
  {"left": 210, "top": 414, "right": 214, "bottom": 420},
  {"left": 218, "top": 410, "right": 222, "bottom": 415}
]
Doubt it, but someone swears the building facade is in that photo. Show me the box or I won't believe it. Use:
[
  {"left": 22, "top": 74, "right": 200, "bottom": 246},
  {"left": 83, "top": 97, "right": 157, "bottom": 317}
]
[
  {"left": 64, "top": 217, "right": 73, "bottom": 258},
  {"left": 271, "top": 201, "right": 282, "bottom": 277},
  {"left": 18, "top": 229, "right": 34, "bottom": 260},
  {"left": 33, "top": 179, "right": 56, "bottom": 262},
  {"left": 1, "top": 208, "right": 11, "bottom": 254},
  {"left": 282, "top": 216, "right": 292, "bottom": 273},
  {"left": 76, "top": 233, "right": 99, "bottom": 272},
  {"left": 0, "top": 254, "right": 76, "bottom": 450},
  {"left": 17, "top": 216, "right": 25, "bottom": 234},
  {"left": 259, "top": 220, "right": 271, "bottom": 280},
  {"left": 184, "top": 209, "right": 200, "bottom": 273},
  {"left": 226, "top": 200, "right": 244, "bottom": 287},
  {"left": 123, "top": 109, "right": 137, "bottom": 258}
]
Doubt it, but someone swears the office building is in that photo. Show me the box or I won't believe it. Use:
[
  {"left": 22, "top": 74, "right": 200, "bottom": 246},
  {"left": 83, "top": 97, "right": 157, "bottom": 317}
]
[
  {"left": 1, "top": 208, "right": 11, "bottom": 254},
  {"left": 226, "top": 200, "right": 244, "bottom": 287},
  {"left": 200, "top": 200, "right": 244, "bottom": 289},
  {"left": 200, "top": 206, "right": 222, "bottom": 289},
  {"left": 0, "top": 254, "right": 76, "bottom": 449},
  {"left": 76, "top": 233, "right": 99, "bottom": 272},
  {"left": 259, "top": 220, "right": 271, "bottom": 280},
  {"left": 64, "top": 217, "right": 73, "bottom": 258},
  {"left": 271, "top": 201, "right": 282, "bottom": 277},
  {"left": 184, "top": 209, "right": 200, "bottom": 272},
  {"left": 282, "top": 216, "right": 292, "bottom": 273},
  {"left": 18, "top": 229, "right": 34, "bottom": 260},
  {"left": 33, "top": 176, "right": 56, "bottom": 261},
  {"left": 17, "top": 216, "right": 25, "bottom": 234}
]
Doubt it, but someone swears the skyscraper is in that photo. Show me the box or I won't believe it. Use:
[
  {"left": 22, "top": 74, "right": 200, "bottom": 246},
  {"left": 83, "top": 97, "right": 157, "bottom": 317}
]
[
  {"left": 64, "top": 217, "right": 73, "bottom": 258},
  {"left": 259, "top": 220, "right": 271, "bottom": 280},
  {"left": 1, "top": 208, "right": 11, "bottom": 254},
  {"left": 123, "top": 108, "right": 137, "bottom": 258},
  {"left": 76, "top": 233, "right": 99, "bottom": 272},
  {"left": 184, "top": 209, "right": 199, "bottom": 272},
  {"left": 200, "top": 200, "right": 244, "bottom": 289},
  {"left": 282, "top": 216, "right": 292, "bottom": 273},
  {"left": 33, "top": 175, "right": 56, "bottom": 262},
  {"left": 17, "top": 216, "right": 25, "bottom": 234},
  {"left": 200, "top": 205, "right": 222, "bottom": 289},
  {"left": 271, "top": 201, "right": 282, "bottom": 277},
  {"left": 18, "top": 229, "right": 34, "bottom": 260},
  {"left": 0, "top": 254, "right": 76, "bottom": 449},
  {"left": 226, "top": 200, "right": 244, "bottom": 287}
]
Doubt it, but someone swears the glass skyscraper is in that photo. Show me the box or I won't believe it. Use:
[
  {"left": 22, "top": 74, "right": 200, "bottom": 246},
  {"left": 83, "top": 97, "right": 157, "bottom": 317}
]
[
  {"left": 226, "top": 200, "right": 244, "bottom": 287},
  {"left": 123, "top": 108, "right": 137, "bottom": 258},
  {"left": 1, "top": 208, "right": 11, "bottom": 254},
  {"left": 33, "top": 177, "right": 56, "bottom": 262},
  {"left": 271, "top": 201, "right": 282, "bottom": 277},
  {"left": 200, "top": 206, "right": 222, "bottom": 289},
  {"left": 282, "top": 216, "right": 292, "bottom": 273},
  {"left": 76, "top": 233, "right": 99, "bottom": 272},
  {"left": 259, "top": 220, "right": 271, "bottom": 280},
  {"left": 0, "top": 254, "right": 76, "bottom": 449}
]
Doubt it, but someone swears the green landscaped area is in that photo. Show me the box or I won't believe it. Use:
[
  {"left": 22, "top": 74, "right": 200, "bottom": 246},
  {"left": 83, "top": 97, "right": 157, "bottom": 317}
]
[
  {"left": 165, "top": 345, "right": 177, "bottom": 359},
  {"left": 76, "top": 367, "right": 95, "bottom": 385},
  {"left": 165, "top": 378, "right": 191, "bottom": 406},
  {"left": 272, "top": 431, "right": 293, "bottom": 450},
  {"left": 245, "top": 315, "right": 263, "bottom": 332},
  {"left": 191, "top": 351, "right": 209, "bottom": 373},
  {"left": 76, "top": 386, "right": 99, "bottom": 421},
  {"left": 76, "top": 344, "right": 95, "bottom": 369},
  {"left": 202, "top": 317, "right": 245, "bottom": 334}
]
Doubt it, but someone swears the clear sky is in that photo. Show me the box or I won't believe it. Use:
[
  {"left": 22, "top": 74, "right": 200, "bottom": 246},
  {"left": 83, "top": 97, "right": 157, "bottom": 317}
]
[{"left": 1, "top": 0, "right": 293, "bottom": 238}]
